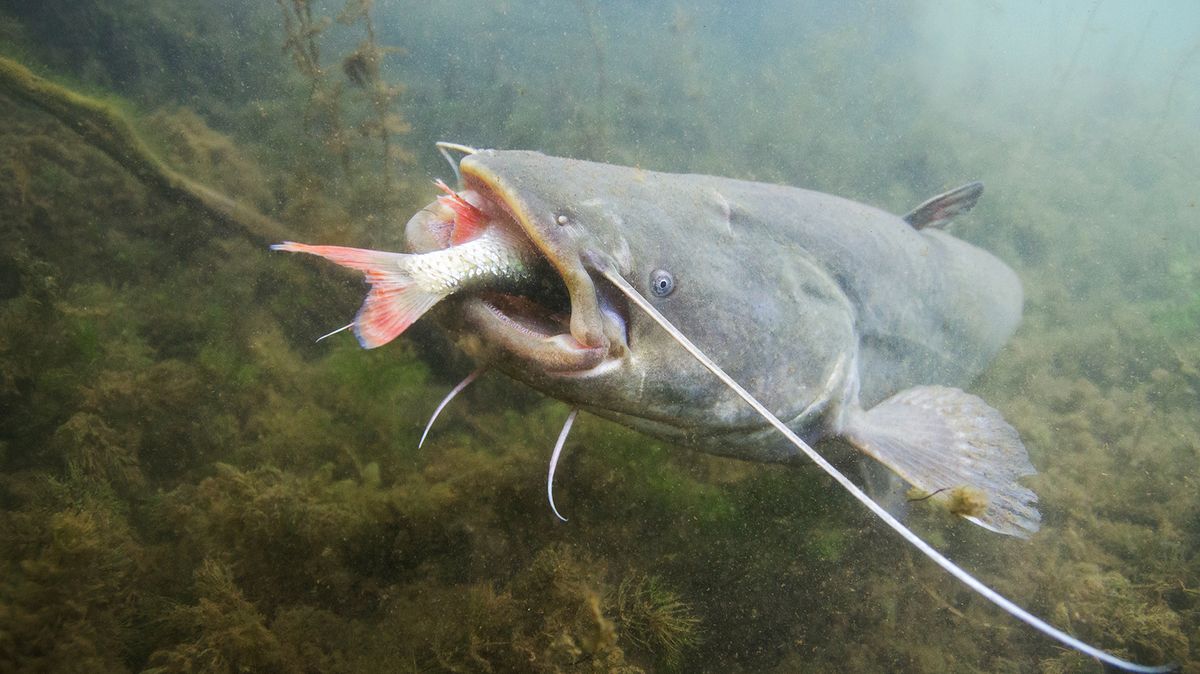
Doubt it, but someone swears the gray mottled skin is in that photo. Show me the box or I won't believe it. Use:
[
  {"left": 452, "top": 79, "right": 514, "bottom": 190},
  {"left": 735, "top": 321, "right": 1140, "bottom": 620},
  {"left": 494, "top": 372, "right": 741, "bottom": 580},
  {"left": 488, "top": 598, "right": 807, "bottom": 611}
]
[{"left": 417, "top": 151, "right": 1022, "bottom": 464}]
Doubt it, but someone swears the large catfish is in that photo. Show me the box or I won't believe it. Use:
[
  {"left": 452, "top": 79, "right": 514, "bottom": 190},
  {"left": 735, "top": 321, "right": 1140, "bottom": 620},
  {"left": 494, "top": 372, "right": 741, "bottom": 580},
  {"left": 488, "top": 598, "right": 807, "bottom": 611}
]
[
  {"left": 274, "top": 146, "right": 1171, "bottom": 672},
  {"left": 413, "top": 148, "right": 1037, "bottom": 536}
]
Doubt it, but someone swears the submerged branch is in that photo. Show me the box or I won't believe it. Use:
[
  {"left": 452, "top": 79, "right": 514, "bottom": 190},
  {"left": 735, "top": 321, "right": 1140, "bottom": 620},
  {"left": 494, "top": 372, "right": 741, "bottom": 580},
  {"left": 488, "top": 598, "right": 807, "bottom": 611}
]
[{"left": 0, "top": 56, "right": 292, "bottom": 245}]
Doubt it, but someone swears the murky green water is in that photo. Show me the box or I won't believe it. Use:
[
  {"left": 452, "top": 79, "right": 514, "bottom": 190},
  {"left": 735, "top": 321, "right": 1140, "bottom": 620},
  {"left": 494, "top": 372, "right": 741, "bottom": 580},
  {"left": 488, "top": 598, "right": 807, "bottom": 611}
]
[{"left": 1, "top": 1, "right": 1197, "bottom": 672}]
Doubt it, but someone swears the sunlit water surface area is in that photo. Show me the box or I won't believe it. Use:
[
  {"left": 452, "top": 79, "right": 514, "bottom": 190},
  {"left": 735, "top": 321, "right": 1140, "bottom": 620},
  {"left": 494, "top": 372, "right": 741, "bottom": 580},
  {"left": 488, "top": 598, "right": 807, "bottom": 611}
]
[{"left": 0, "top": 1, "right": 1197, "bottom": 672}]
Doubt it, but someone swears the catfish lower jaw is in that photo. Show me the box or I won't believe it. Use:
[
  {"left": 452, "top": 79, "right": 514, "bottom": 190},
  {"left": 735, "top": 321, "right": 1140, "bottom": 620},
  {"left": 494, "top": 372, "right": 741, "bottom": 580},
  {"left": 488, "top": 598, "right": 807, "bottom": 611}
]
[{"left": 460, "top": 295, "right": 619, "bottom": 373}]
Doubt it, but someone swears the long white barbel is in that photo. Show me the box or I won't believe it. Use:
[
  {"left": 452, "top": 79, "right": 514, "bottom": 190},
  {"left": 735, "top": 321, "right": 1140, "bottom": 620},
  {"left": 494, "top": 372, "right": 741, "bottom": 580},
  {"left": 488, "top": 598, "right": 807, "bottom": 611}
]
[
  {"left": 418, "top": 368, "right": 485, "bottom": 449},
  {"left": 596, "top": 264, "right": 1174, "bottom": 674},
  {"left": 547, "top": 408, "right": 578, "bottom": 522},
  {"left": 435, "top": 141, "right": 479, "bottom": 184}
]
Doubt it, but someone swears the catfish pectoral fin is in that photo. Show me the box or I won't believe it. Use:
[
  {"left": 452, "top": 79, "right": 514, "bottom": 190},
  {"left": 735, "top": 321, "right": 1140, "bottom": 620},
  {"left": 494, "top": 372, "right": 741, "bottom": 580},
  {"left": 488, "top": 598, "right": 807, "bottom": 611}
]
[{"left": 841, "top": 385, "right": 1041, "bottom": 539}]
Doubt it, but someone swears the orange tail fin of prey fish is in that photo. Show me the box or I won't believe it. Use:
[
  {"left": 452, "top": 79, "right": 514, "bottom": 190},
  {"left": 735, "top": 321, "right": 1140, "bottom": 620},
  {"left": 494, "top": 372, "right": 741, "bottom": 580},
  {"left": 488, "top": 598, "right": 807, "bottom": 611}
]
[{"left": 271, "top": 242, "right": 444, "bottom": 349}]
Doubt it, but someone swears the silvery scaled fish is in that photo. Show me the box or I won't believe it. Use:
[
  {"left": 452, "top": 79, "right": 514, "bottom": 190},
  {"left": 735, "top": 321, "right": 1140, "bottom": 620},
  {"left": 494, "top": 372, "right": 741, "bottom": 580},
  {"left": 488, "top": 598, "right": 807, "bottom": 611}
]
[{"left": 272, "top": 180, "right": 564, "bottom": 350}]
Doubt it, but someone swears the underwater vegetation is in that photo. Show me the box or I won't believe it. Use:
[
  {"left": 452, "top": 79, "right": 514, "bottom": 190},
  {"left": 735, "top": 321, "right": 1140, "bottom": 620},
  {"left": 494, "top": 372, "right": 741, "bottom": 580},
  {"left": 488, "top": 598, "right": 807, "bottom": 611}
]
[
  {"left": 275, "top": 0, "right": 412, "bottom": 186},
  {"left": 1, "top": 0, "right": 1198, "bottom": 672}
]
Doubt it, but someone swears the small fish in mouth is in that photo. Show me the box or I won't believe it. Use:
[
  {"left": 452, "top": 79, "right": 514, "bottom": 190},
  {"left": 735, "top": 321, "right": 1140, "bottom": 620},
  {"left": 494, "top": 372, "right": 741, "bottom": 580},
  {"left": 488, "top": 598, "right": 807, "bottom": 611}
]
[{"left": 272, "top": 181, "right": 567, "bottom": 350}]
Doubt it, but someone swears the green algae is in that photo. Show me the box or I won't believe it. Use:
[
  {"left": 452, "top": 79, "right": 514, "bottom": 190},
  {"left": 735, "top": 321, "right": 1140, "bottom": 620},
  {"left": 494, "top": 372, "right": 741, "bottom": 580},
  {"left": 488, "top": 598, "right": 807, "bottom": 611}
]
[{"left": 616, "top": 573, "right": 701, "bottom": 669}]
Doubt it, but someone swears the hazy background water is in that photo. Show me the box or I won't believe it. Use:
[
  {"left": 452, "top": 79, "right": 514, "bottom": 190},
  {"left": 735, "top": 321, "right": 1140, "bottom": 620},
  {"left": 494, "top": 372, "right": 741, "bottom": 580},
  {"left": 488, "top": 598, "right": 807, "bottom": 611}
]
[{"left": 0, "top": 1, "right": 1197, "bottom": 672}]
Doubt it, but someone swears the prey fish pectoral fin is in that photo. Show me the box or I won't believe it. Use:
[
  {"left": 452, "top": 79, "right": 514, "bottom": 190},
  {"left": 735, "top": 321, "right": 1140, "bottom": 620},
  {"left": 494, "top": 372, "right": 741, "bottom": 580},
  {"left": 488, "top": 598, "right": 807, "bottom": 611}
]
[
  {"left": 434, "top": 179, "right": 487, "bottom": 244},
  {"left": 271, "top": 242, "right": 445, "bottom": 349},
  {"left": 841, "top": 386, "right": 1040, "bottom": 538}
]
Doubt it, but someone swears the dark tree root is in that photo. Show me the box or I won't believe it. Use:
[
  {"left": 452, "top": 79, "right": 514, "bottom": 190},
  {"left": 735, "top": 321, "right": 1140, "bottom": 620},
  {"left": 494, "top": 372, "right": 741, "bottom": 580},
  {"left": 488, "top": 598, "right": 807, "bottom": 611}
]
[{"left": 0, "top": 56, "right": 292, "bottom": 245}]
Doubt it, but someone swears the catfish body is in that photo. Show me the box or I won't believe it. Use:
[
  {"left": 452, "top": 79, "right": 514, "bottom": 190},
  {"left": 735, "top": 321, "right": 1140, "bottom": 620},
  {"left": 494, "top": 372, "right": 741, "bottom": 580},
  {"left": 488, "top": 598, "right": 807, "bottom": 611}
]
[
  {"left": 279, "top": 149, "right": 1035, "bottom": 536},
  {"left": 431, "top": 152, "right": 1020, "bottom": 456},
  {"left": 406, "top": 150, "right": 1037, "bottom": 536}
]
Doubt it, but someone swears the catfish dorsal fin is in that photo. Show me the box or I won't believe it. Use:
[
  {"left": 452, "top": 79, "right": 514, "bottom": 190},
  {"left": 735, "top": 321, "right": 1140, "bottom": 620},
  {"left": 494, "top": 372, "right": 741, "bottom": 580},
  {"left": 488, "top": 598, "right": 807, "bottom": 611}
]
[
  {"left": 903, "top": 181, "right": 984, "bottom": 230},
  {"left": 592, "top": 260, "right": 1175, "bottom": 674}
]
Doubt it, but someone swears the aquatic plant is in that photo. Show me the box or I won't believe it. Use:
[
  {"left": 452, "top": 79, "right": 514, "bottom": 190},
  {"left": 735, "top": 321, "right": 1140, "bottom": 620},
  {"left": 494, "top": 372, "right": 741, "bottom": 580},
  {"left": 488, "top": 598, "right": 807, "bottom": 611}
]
[
  {"left": 143, "top": 558, "right": 288, "bottom": 673},
  {"left": 615, "top": 573, "right": 701, "bottom": 668},
  {"left": 338, "top": 0, "right": 412, "bottom": 184},
  {"left": 0, "top": 474, "right": 143, "bottom": 672},
  {"left": 275, "top": 0, "right": 409, "bottom": 185}
]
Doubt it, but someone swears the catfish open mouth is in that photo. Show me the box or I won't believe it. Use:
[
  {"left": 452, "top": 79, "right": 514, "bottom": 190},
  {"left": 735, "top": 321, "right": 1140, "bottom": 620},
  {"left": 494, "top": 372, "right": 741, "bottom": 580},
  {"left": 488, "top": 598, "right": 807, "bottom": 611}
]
[
  {"left": 406, "top": 164, "right": 628, "bottom": 374},
  {"left": 462, "top": 291, "right": 614, "bottom": 374}
]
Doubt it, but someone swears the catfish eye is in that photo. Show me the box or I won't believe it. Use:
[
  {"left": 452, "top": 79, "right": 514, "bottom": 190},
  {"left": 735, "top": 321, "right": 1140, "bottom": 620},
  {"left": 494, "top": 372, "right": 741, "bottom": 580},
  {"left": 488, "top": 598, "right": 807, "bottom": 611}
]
[{"left": 649, "top": 269, "right": 675, "bottom": 297}]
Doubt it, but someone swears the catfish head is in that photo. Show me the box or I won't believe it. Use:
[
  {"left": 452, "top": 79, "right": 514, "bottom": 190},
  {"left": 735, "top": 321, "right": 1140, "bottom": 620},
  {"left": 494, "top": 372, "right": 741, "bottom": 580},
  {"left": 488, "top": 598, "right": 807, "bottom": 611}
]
[{"left": 406, "top": 149, "right": 854, "bottom": 459}]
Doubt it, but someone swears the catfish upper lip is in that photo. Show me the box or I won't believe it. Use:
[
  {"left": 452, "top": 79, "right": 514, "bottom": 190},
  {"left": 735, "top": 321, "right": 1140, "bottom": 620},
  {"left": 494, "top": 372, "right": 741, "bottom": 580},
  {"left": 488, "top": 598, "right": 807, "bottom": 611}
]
[
  {"left": 397, "top": 168, "right": 625, "bottom": 373},
  {"left": 459, "top": 158, "right": 611, "bottom": 353}
]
